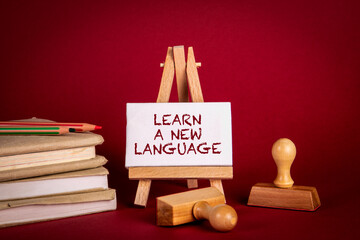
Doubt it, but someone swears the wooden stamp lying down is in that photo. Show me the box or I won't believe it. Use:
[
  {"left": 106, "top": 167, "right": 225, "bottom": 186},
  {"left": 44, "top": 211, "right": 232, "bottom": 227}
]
[
  {"left": 248, "top": 138, "right": 321, "bottom": 211},
  {"left": 157, "top": 187, "right": 237, "bottom": 232}
]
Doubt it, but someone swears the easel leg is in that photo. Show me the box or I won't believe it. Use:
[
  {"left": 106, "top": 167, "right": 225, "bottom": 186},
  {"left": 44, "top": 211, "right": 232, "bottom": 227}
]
[
  {"left": 134, "top": 179, "right": 152, "bottom": 207},
  {"left": 187, "top": 179, "right": 198, "bottom": 188},
  {"left": 174, "top": 46, "right": 199, "bottom": 190},
  {"left": 210, "top": 179, "right": 226, "bottom": 202}
]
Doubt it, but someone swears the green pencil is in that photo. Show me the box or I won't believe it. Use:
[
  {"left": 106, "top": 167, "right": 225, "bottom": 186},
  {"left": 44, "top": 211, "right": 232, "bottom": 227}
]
[{"left": 0, "top": 126, "right": 75, "bottom": 135}]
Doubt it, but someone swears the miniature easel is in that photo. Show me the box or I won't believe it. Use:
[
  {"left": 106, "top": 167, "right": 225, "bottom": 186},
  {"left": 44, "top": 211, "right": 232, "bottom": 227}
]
[{"left": 128, "top": 46, "right": 233, "bottom": 206}]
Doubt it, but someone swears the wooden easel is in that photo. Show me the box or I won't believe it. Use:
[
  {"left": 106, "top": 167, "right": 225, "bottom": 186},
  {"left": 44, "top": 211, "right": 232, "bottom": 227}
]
[{"left": 129, "top": 46, "right": 233, "bottom": 206}]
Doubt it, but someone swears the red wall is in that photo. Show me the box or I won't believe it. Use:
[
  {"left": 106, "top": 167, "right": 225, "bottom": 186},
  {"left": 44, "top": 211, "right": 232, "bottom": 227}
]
[{"left": 0, "top": 0, "right": 359, "bottom": 238}]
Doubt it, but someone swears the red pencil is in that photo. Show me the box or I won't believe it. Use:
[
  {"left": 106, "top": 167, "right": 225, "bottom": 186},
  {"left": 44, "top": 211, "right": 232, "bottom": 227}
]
[{"left": 0, "top": 122, "right": 102, "bottom": 132}]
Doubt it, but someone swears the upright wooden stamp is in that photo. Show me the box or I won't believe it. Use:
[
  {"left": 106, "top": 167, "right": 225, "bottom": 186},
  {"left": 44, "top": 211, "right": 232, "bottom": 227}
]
[
  {"left": 126, "top": 46, "right": 233, "bottom": 206},
  {"left": 248, "top": 138, "right": 321, "bottom": 211}
]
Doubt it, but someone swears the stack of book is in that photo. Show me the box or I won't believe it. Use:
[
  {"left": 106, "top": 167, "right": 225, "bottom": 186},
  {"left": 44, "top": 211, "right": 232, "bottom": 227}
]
[{"left": 0, "top": 119, "right": 116, "bottom": 228}]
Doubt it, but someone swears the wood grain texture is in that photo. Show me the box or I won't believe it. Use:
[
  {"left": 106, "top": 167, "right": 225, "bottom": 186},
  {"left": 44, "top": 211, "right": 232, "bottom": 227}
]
[
  {"left": 186, "top": 47, "right": 204, "bottom": 102},
  {"left": 186, "top": 46, "right": 218, "bottom": 189},
  {"left": 135, "top": 47, "right": 174, "bottom": 206},
  {"left": 272, "top": 138, "right": 296, "bottom": 188},
  {"left": 174, "top": 46, "right": 197, "bottom": 188},
  {"left": 157, "top": 187, "right": 225, "bottom": 226},
  {"left": 193, "top": 201, "right": 237, "bottom": 232},
  {"left": 161, "top": 62, "right": 201, "bottom": 67},
  {"left": 156, "top": 47, "right": 174, "bottom": 103},
  {"left": 173, "top": 46, "right": 189, "bottom": 102},
  {"left": 129, "top": 167, "right": 233, "bottom": 179},
  {"left": 134, "top": 179, "right": 151, "bottom": 207},
  {"left": 187, "top": 179, "right": 198, "bottom": 188},
  {"left": 247, "top": 183, "right": 321, "bottom": 211},
  {"left": 210, "top": 179, "right": 225, "bottom": 196}
]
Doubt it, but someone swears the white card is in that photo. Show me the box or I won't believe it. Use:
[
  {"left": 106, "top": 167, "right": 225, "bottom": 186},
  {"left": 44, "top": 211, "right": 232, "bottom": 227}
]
[{"left": 125, "top": 102, "right": 232, "bottom": 167}]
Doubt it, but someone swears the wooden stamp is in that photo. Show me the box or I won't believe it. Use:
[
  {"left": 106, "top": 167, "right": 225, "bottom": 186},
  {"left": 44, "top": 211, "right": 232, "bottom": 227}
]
[
  {"left": 157, "top": 187, "right": 237, "bottom": 232},
  {"left": 247, "top": 138, "right": 321, "bottom": 211}
]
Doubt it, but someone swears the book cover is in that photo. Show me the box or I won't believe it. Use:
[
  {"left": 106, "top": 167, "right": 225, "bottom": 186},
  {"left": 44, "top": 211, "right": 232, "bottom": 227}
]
[
  {"left": 0, "top": 167, "right": 110, "bottom": 201},
  {"left": 0, "top": 155, "right": 107, "bottom": 182},
  {"left": 0, "top": 189, "right": 117, "bottom": 228},
  {"left": 0, "top": 118, "right": 104, "bottom": 157}
]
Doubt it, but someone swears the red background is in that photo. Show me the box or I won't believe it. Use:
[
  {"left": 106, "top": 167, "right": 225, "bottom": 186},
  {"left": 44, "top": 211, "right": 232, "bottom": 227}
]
[{"left": 0, "top": 0, "right": 359, "bottom": 239}]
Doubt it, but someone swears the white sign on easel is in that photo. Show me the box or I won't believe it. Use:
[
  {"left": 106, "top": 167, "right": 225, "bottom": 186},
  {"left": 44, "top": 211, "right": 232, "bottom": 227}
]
[{"left": 125, "top": 102, "right": 232, "bottom": 168}]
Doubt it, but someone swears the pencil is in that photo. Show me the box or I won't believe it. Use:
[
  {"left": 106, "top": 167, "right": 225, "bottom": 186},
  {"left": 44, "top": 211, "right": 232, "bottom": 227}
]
[
  {"left": 0, "top": 122, "right": 102, "bottom": 132},
  {"left": 0, "top": 126, "right": 75, "bottom": 135}
]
